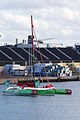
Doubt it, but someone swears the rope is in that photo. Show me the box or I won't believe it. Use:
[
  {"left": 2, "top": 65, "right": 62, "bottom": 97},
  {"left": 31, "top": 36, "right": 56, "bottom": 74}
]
[{"left": 33, "top": 28, "right": 49, "bottom": 84}]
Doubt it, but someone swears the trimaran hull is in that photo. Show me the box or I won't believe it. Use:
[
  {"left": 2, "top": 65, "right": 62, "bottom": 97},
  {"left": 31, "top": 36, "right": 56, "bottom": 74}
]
[
  {"left": 2, "top": 87, "right": 72, "bottom": 96},
  {"left": 2, "top": 87, "right": 55, "bottom": 96}
]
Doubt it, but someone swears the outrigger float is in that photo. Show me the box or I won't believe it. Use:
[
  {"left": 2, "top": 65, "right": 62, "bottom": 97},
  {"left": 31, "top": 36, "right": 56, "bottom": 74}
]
[{"left": 2, "top": 16, "right": 72, "bottom": 96}]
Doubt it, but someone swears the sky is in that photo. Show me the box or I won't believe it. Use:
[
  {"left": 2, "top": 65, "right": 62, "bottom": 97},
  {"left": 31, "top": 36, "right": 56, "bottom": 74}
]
[{"left": 0, "top": 0, "right": 80, "bottom": 47}]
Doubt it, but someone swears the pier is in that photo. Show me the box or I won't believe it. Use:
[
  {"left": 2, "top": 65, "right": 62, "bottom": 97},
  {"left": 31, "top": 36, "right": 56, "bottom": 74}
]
[{"left": 0, "top": 74, "right": 80, "bottom": 85}]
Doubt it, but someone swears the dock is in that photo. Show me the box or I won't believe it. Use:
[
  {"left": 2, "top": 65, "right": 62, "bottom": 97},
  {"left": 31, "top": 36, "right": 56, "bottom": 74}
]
[{"left": 0, "top": 74, "right": 80, "bottom": 85}]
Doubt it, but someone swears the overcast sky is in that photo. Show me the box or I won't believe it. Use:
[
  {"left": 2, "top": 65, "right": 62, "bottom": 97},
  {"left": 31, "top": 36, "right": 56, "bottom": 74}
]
[{"left": 0, "top": 0, "right": 80, "bottom": 47}]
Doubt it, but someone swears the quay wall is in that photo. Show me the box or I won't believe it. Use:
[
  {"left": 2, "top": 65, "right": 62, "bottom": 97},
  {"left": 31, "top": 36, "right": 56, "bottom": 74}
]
[{"left": 0, "top": 75, "right": 80, "bottom": 85}]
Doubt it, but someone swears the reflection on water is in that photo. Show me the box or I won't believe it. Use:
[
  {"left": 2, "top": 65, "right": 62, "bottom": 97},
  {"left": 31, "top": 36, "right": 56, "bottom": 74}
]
[{"left": 0, "top": 81, "right": 80, "bottom": 120}]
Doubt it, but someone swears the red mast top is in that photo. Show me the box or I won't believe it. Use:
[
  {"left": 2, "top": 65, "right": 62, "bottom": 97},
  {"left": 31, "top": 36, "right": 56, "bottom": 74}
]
[
  {"left": 31, "top": 15, "right": 35, "bottom": 82},
  {"left": 31, "top": 15, "right": 34, "bottom": 57}
]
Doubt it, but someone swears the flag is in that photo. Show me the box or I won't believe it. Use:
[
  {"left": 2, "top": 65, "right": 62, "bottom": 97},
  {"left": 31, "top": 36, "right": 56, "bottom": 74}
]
[{"left": 4, "top": 80, "right": 11, "bottom": 86}]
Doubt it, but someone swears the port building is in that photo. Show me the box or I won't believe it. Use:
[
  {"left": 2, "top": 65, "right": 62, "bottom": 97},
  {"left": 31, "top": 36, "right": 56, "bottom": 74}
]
[{"left": 0, "top": 45, "right": 80, "bottom": 66}]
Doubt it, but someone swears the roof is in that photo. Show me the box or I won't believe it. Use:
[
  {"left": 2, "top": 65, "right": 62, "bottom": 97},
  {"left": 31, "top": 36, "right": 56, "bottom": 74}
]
[{"left": 0, "top": 47, "right": 80, "bottom": 63}]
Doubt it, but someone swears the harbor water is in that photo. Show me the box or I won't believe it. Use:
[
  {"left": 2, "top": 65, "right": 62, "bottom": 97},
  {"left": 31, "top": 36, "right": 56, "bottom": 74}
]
[{"left": 0, "top": 81, "right": 80, "bottom": 120}]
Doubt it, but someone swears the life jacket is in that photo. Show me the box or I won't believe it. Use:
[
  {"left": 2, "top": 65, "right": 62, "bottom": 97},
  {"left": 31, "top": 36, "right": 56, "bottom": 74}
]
[
  {"left": 43, "top": 85, "right": 45, "bottom": 88},
  {"left": 22, "top": 86, "right": 24, "bottom": 89},
  {"left": 47, "top": 85, "right": 50, "bottom": 88},
  {"left": 50, "top": 84, "right": 54, "bottom": 87}
]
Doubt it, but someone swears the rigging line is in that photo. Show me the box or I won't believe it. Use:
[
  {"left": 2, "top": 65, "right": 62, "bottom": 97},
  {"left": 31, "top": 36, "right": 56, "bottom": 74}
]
[{"left": 33, "top": 29, "right": 49, "bottom": 84}]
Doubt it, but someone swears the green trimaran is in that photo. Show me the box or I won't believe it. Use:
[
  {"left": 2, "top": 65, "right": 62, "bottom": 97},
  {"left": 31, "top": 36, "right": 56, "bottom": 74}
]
[{"left": 2, "top": 16, "right": 72, "bottom": 96}]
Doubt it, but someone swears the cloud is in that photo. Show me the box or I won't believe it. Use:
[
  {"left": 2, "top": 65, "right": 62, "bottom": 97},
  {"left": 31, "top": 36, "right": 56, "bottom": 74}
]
[
  {"left": 0, "top": 0, "right": 80, "bottom": 46},
  {"left": 61, "top": 27, "right": 73, "bottom": 36},
  {"left": 0, "top": 0, "right": 80, "bottom": 10},
  {"left": 2, "top": 12, "right": 30, "bottom": 30},
  {"left": 0, "top": 0, "right": 47, "bottom": 9}
]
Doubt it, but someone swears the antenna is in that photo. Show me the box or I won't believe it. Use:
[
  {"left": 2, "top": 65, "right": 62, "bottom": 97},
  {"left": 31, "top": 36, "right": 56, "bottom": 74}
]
[{"left": 34, "top": 38, "right": 55, "bottom": 44}]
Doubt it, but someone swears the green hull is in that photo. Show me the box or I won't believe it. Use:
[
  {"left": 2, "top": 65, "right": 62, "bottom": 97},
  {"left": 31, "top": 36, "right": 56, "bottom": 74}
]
[
  {"left": 2, "top": 88, "right": 37, "bottom": 96},
  {"left": 36, "top": 88, "right": 72, "bottom": 95},
  {"left": 2, "top": 87, "right": 55, "bottom": 96},
  {"left": 37, "top": 89, "right": 55, "bottom": 96},
  {"left": 19, "top": 89, "right": 55, "bottom": 96},
  {"left": 2, "top": 87, "right": 72, "bottom": 96},
  {"left": 55, "top": 89, "right": 72, "bottom": 94},
  {"left": 18, "top": 89, "right": 37, "bottom": 96},
  {"left": 18, "top": 89, "right": 71, "bottom": 95}
]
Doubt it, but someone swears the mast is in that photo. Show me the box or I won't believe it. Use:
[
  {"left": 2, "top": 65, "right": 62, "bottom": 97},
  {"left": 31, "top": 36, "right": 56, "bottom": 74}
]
[{"left": 31, "top": 15, "right": 35, "bottom": 83}]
